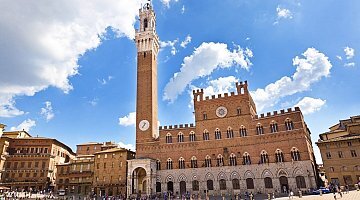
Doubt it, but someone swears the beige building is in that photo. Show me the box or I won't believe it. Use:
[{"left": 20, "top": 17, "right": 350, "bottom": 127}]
[
  {"left": 127, "top": 2, "right": 318, "bottom": 198},
  {"left": 316, "top": 115, "right": 360, "bottom": 187},
  {"left": 94, "top": 147, "right": 135, "bottom": 197}
]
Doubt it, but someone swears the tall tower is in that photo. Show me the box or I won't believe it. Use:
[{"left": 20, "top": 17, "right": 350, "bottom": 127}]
[{"left": 135, "top": 2, "right": 159, "bottom": 152}]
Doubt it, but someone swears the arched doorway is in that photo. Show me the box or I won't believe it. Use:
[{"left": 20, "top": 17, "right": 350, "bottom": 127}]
[
  {"left": 167, "top": 181, "right": 174, "bottom": 193},
  {"left": 133, "top": 167, "right": 147, "bottom": 194},
  {"left": 180, "top": 181, "right": 186, "bottom": 195},
  {"left": 279, "top": 176, "right": 289, "bottom": 193}
]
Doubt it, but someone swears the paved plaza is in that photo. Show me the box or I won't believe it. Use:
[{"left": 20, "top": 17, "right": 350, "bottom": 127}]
[{"left": 274, "top": 190, "right": 360, "bottom": 200}]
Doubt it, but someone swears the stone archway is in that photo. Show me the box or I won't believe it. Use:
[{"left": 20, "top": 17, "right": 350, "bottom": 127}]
[
  {"left": 133, "top": 167, "right": 147, "bottom": 194},
  {"left": 279, "top": 176, "right": 289, "bottom": 193}
]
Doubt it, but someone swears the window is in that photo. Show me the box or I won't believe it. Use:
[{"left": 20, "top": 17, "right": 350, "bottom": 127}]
[
  {"left": 143, "top": 18, "right": 148, "bottom": 31},
  {"left": 97, "top": 163, "right": 100, "bottom": 169},
  {"left": 166, "top": 133, "right": 172, "bottom": 144},
  {"left": 296, "top": 176, "right": 306, "bottom": 188},
  {"left": 226, "top": 127, "right": 234, "bottom": 138},
  {"left": 270, "top": 121, "right": 278, "bottom": 133},
  {"left": 166, "top": 158, "right": 173, "bottom": 170},
  {"left": 203, "top": 113, "right": 207, "bottom": 120},
  {"left": 275, "top": 149, "right": 284, "bottom": 163},
  {"left": 351, "top": 150, "right": 357, "bottom": 157},
  {"left": 246, "top": 178, "right": 254, "bottom": 189},
  {"left": 229, "top": 153, "right": 237, "bottom": 166},
  {"left": 256, "top": 124, "right": 264, "bottom": 135},
  {"left": 291, "top": 147, "right": 301, "bottom": 161},
  {"left": 177, "top": 132, "right": 184, "bottom": 143},
  {"left": 338, "top": 151, "right": 344, "bottom": 158},
  {"left": 207, "top": 180, "right": 214, "bottom": 190},
  {"left": 189, "top": 132, "right": 196, "bottom": 142},
  {"left": 347, "top": 142, "right": 352, "bottom": 146},
  {"left": 326, "top": 152, "right": 332, "bottom": 159},
  {"left": 156, "top": 182, "right": 161, "bottom": 193},
  {"left": 219, "top": 179, "right": 227, "bottom": 190},
  {"left": 156, "top": 160, "right": 161, "bottom": 170},
  {"left": 205, "top": 155, "right": 212, "bottom": 167},
  {"left": 243, "top": 152, "right": 251, "bottom": 165},
  {"left": 203, "top": 130, "right": 210, "bottom": 141},
  {"left": 103, "top": 163, "right": 106, "bottom": 169},
  {"left": 191, "top": 156, "right": 198, "bottom": 168},
  {"left": 215, "top": 129, "right": 221, "bottom": 140},
  {"left": 35, "top": 162, "right": 39, "bottom": 168},
  {"left": 104, "top": 154, "right": 107, "bottom": 159},
  {"left": 325, "top": 144, "right": 330, "bottom": 149},
  {"left": 237, "top": 108, "right": 241, "bottom": 115},
  {"left": 329, "top": 167, "right": 335, "bottom": 172},
  {"left": 260, "top": 150, "right": 269, "bottom": 164},
  {"left": 264, "top": 177, "right": 273, "bottom": 188},
  {"left": 239, "top": 126, "right": 247, "bottom": 137},
  {"left": 217, "top": 154, "right": 224, "bottom": 167},
  {"left": 232, "top": 179, "right": 240, "bottom": 189},
  {"left": 192, "top": 180, "right": 199, "bottom": 191},
  {"left": 336, "top": 143, "right": 340, "bottom": 148},
  {"left": 178, "top": 157, "right": 185, "bottom": 169},
  {"left": 285, "top": 119, "right": 294, "bottom": 131}
]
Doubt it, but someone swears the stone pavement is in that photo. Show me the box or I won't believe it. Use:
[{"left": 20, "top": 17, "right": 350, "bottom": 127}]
[{"left": 276, "top": 190, "right": 360, "bottom": 200}]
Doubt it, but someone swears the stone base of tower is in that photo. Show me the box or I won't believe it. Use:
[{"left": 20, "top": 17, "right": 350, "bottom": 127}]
[{"left": 127, "top": 158, "right": 157, "bottom": 199}]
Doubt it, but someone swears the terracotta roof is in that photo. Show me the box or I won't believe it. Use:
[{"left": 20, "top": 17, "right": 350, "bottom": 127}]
[
  {"left": 316, "top": 134, "right": 360, "bottom": 144},
  {"left": 93, "top": 147, "right": 130, "bottom": 154},
  {"left": 77, "top": 142, "right": 103, "bottom": 146}
]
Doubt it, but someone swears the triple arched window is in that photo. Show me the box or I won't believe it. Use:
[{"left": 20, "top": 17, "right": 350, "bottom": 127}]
[
  {"left": 191, "top": 156, "right": 198, "bottom": 168},
  {"left": 226, "top": 127, "right": 234, "bottom": 138},
  {"left": 260, "top": 150, "right": 269, "bottom": 164},
  {"left": 229, "top": 153, "right": 237, "bottom": 166},
  {"left": 166, "top": 133, "right": 172, "bottom": 143},
  {"left": 203, "top": 130, "right": 210, "bottom": 141},
  {"left": 256, "top": 123, "right": 264, "bottom": 135},
  {"left": 285, "top": 118, "right": 294, "bottom": 131},
  {"left": 189, "top": 131, "right": 196, "bottom": 142},
  {"left": 275, "top": 149, "right": 284, "bottom": 163},
  {"left": 177, "top": 132, "right": 184, "bottom": 143},
  {"left": 178, "top": 157, "right": 185, "bottom": 169},
  {"left": 217, "top": 154, "right": 224, "bottom": 167},
  {"left": 270, "top": 121, "right": 278, "bottom": 133},
  {"left": 239, "top": 126, "right": 247, "bottom": 137},
  {"left": 156, "top": 160, "right": 161, "bottom": 170},
  {"left": 205, "top": 155, "right": 212, "bottom": 167},
  {"left": 291, "top": 147, "right": 301, "bottom": 161},
  {"left": 166, "top": 158, "right": 173, "bottom": 170},
  {"left": 243, "top": 152, "right": 251, "bottom": 165},
  {"left": 215, "top": 128, "right": 221, "bottom": 140}
]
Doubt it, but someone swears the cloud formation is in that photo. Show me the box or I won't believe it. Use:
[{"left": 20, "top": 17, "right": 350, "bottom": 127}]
[
  {"left": 251, "top": 48, "right": 332, "bottom": 111},
  {"left": 294, "top": 97, "right": 326, "bottom": 115},
  {"left": 0, "top": 0, "right": 145, "bottom": 117},
  {"left": 161, "top": 0, "right": 179, "bottom": 8},
  {"left": 163, "top": 42, "right": 253, "bottom": 102},
  {"left": 10, "top": 119, "right": 36, "bottom": 132},
  {"left": 160, "top": 39, "right": 178, "bottom": 55},
  {"left": 276, "top": 6, "right": 293, "bottom": 19},
  {"left": 40, "top": 101, "right": 54, "bottom": 122},
  {"left": 180, "top": 35, "right": 192, "bottom": 48},
  {"left": 118, "top": 141, "right": 135, "bottom": 151},
  {"left": 119, "top": 112, "right": 136, "bottom": 127},
  {"left": 344, "top": 47, "right": 355, "bottom": 59}
]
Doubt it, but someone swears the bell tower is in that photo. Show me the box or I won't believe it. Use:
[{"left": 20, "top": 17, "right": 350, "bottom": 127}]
[{"left": 135, "top": 1, "right": 160, "bottom": 151}]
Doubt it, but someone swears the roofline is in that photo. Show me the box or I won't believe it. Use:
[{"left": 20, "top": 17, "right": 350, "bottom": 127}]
[{"left": 10, "top": 137, "right": 75, "bottom": 155}]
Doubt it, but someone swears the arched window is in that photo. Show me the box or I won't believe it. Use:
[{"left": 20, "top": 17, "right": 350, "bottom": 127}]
[
  {"left": 215, "top": 128, "right": 221, "bottom": 140},
  {"left": 156, "top": 160, "right": 161, "bottom": 170},
  {"left": 285, "top": 118, "right": 294, "bottom": 131},
  {"left": 260, "top": 150, "right": 269, "bottom": 164},
  {"left": 207, "top": 180, "right": 214, "bottom": 190},
  {"left": 246, "top": 178, "right": 254, "bottom": 189},
  {"left": 354, "top": 165, "right": 360, "bottom": 171},
  {"left": 217, "top": 154, "right": 224, "bottom": 167},
  {"left": 189, "top": 131, "right": 196, "bottom": 142},
  {"left": 219, "top": 179, "right": 227, "bottom": 190},
  {"left": 229, "top": 153, "right": 237, "bottom": 166},
  {"left": 143, "top": 18, "right": 148, "bottom": 31},
  {"left": 205, "top": 155, "right": 212, "bottom": 167},
  {"left": 177, "top": 132, "right": 184, "bottom": 143},
  {"left": 178, "top": 157, "right": 185, "bottom": 169},
  {"left": 275, "top": 149, "right": 284, "bottom": 163},
  {"left": 156, "top": 182, "right": 161, "bottom": 192},
  {"left": 291, "top": 147, "right": 301, "bottom": 161},
  {"left": 243, "top": 152, "right": 251, "bottom": 165},
  {"left": 191, "top": 156, "right": 198, "bottom": 168},
  {"left": 270, "top": 121, "right": 278, "bottom": 133},
  {"left": 227, "top": 127, "right": 234, "bottom": 138},
  {"left": 166, "top": 158, "right": 173, "bottom": 170},
  {"left": 192, "top": 180, "right": 199, "bottom": 191},
  {"left": 256, "top": 123, "right": 264, "bottom": 135},
  {"left": 296, "top": 176, "right": 306, "bottom": 188},
  {"left": 232, "top": 179, "right": 240, "bottom": 189},
  {"left": 166, "top": 133, "right": 172, "bottom": 143},
  {"left": 239, "top": 125, "right": 247, "bottom": 137},
  {"left": 203, "top": 129, "right": 210, "bottom": 141},
  {"left": 264, "top": 177, "right": 273, "bottom": 188}
]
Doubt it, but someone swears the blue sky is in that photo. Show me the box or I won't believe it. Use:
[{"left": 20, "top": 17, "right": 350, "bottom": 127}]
[{"left": 0, "top": 0, "right": 359, "bottom": 163}]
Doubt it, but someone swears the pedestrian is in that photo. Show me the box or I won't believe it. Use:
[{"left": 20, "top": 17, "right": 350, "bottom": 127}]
[
  {"left": 345, "top": 184, "right": 349, "bottom": 194},
  {"left": 333, "top": 188, "right": 337, "bottom": 200}
]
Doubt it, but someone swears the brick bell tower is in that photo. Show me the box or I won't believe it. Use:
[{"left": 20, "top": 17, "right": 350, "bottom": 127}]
[{"left": 135, "top": 1, "right": 160, "bottom": 152}]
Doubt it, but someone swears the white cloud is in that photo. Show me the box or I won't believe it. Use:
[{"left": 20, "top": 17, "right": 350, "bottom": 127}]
[
  {"left": 0, "top": 0, "right": 145, "bottom": 117},
  {"left": 119, "top": 112, "right": 136, "bottom": 127},
  {"left": 181, "top": 5, "right": 185, "bottom": 14},
  {"left": 180, "top": 35, "right": 192, "bottom": 48},
  {"left": 294, "top": 97, "right": 326, "bottom": 115},
  {"left": 10, "top": 119, "right": 36, "bottom": 132},
  {"left": 344, "top": 47, "right": 355, "bottom": 59},
  {"left": 40, "top": 101, "right": 54, "bottom": 122},
  {"left": 276, "top": 6, "right": 293, "bottom": 19},
  {"left": 88, "top": 98, "right": 99, "bottom": 106},
  {"left": 160, "top": 39, "right": 178, "bottom": 55},
  {"left": 98, "top": 75, "right": 114, "bottom": 85},
  {"left": 118, "top": 141, "right": 135, "bottom": 151},
  {"left": 163, "top": 42, "right": 253, "bottom": 102},
  {"left": 336, "top": 55, "right": 342, "bottom": 60},
  {"left": 161, "top": 0, "right": 179, "bottom": 8},
  {"left": 344, "top": 62, "right": 355, "bottom": 67},
  {"left": 251, "top": 48, "right": 332, "bottom": 111}
]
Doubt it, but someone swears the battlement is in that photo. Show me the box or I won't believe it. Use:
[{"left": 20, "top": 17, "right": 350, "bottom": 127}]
[
  {"left": 193, "top": 81, "right": 249, "bottom": 102},
  {"left": 254, "top": 107, "right": 301, "bottom": 119},
  {"left": 159, "top": 123, "right": 195, "bottom": 131}
]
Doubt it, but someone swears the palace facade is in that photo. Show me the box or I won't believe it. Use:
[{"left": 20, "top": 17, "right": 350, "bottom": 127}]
[{"left": 127, "top": 3, "right": 318, "bottom": 198}]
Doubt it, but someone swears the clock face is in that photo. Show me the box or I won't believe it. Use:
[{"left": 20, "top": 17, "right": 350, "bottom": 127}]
[
  {"left": 139, "top": 120, "right": 150, "bottom": 131},
  {"left": 216, "top": 106, "right": 228, "bottom": 118}
]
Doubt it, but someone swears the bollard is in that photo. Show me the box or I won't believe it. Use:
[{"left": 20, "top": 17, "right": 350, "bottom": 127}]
[
  {"left": 267, "top": 193, "right": 271, "bottom": 200},
  {"left": 355, "top": 184, "right": 359, "bottom": 191},
  {"left": 319, "top": 189, "right": 322, "bottom": 196},
  {"left": 298, "top": 190, "right": 302, "bottom": 198}
]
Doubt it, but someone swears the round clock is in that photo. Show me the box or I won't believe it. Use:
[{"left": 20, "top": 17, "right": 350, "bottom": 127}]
[
  {"left": 216, "top": 106, "right": 228, "bottom": 118},
  {"left": 139, "top": 120, "right": 150, "bottom": 131}
]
